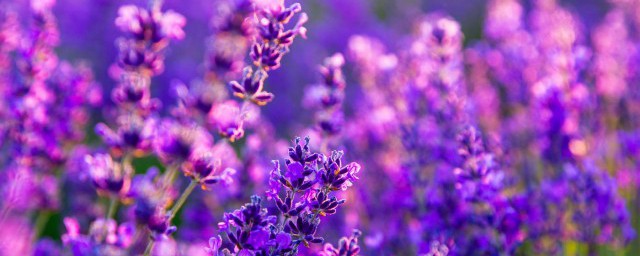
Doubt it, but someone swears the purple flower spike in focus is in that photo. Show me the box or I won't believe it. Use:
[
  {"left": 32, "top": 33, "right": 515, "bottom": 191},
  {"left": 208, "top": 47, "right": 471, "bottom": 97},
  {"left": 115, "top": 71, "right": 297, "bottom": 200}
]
[
  {"left": 251, "top": 1, "right": 307, "bottom": 70},
  {"left": 209, "top": 136, "right": 361, "bottom": 255}
]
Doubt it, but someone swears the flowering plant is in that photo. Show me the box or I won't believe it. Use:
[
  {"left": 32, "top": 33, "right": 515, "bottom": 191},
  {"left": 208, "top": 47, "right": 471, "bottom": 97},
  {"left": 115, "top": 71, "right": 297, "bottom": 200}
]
[{"left": 1, "top": 0, "right": 639, "bottom": 255}]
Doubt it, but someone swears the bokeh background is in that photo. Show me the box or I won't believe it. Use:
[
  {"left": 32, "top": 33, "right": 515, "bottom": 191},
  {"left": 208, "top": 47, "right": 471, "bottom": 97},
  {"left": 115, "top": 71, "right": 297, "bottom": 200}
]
[{"left": 4, "top": 0, "right": 640, "bottom": 255}]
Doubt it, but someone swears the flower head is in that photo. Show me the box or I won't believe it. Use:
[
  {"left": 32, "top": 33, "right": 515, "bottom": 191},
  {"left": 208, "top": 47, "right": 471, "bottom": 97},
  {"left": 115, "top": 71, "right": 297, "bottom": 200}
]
[{"left": 85, "top": 153, "right": 131, "bottom": 195}]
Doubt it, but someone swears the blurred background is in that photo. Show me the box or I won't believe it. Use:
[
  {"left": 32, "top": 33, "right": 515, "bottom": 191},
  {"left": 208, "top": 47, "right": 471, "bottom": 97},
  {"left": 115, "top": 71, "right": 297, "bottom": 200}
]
[
  {"left": 50, "top": 0, "right": 610, "bottom": 137},
  {"left": 5, "top": 0, "right": 639, "bottom": 255}
]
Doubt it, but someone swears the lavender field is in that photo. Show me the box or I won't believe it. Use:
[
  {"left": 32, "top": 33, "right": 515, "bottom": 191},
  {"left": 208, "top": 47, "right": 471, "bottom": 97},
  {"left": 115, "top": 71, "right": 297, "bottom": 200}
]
[{"left": 1, "top": 0, "right": 639, "bottom": 255}]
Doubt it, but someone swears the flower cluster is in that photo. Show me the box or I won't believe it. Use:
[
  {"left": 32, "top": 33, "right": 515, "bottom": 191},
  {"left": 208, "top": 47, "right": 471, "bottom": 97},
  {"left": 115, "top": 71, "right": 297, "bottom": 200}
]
[
  {"left": 0, "top": 0, "right": 100, "bottom": 248},
  {"left": 62, "top": 217, "right": 136, "bottom": 255},
  {"left": 230, "top": 1, "right": 307, "bottom": 106},
  {"left": 210, "top": 137, "right": 360, "bottom": 255},
  {"left": 421, "top": 126, "right": 521, "bottom": 255},
  {"left": 303, "top": 53, "right": 347, "bottom": 149},
  {"left": 320, "top": 230, "right": 362, "bottom": 256},
  {"left": 453, "top": 126, "right": 503, "bottom": 201},
  {"left": 114, "top": 4, "right": 185, "bottom": 76},
  {"left": 172, "top": 0, "right": 254, "bottom": 122}
]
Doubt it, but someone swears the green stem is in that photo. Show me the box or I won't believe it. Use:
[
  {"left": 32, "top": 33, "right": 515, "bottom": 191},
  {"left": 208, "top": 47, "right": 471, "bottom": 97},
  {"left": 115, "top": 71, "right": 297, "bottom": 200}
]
[
  {"left": 143, "top": 240, "right": 155, "bottom": 256},
  {"left": 162, "top": 164, "right": 179, "bottom": 190},
  {"left": 33, "top": 210, "right": 51, "bottom": 239},
  {"left": 123, "top": 154, "right": 133, "bottom": 168},
  {"left": 143, "top": 179, "right": 198, "bottom": 256},
  {"left": 106, "top": 196, "right": 118, "bottom": 219},
  {"left": 169, "top": 179, "right": 198, "bottom": 220}
]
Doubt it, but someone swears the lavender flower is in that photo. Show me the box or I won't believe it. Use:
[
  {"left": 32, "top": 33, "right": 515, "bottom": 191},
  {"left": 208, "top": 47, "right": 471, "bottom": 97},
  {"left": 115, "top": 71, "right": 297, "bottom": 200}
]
[
  {"left": 115, "top": 4, "right": 185, "bottom": 75},
  {"left": 62, "top": 217, "right": 136, "bottom": 255},
  {"left": 95, "top": 116, "right": 156, "bottom": 156},
  {"left": 2, "top": 0, "right": 640, "bottom": 255},
  {"left": 153, "top": 119, "right": 213, "bottom": 165},
  {"left": 85, "top": 153, "right": 131, "bottom": 196},
  {"left": 453, "top": 126, "right": 503, "bottom": 201},
  {"left": 206, "top": 0, "right": 253, "bottom": 79},
  {"left": 210, "top": 137, "right": 360, "bottom": 255},
  {"left": 229, "top": 0, "right": 307, "bottom": 106},
  {"left": 209, "top": 100, "right": 246, "bottom": 142},
  {"left": 320, "top": 230, "right": 362, "bottom": 256},
  {"left": 303, "top": 53, "right": 348, "bottom": 147},
  {"left": 182, "top": 147, "right": 236, "bottom": 187}
]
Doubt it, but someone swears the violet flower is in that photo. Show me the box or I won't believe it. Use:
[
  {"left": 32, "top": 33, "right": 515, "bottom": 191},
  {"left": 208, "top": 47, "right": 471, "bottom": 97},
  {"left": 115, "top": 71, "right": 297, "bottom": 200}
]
[
  {"left": 210, "top": 137, "right": 360, "bottom": 255},
  {"left": 62, "top": 217, "right": 136, "bottom": 255},
  {"left": 320, "top": 230, "right": 362, "bottom": 256},
  {"left": 85, "top": 153, "right": 132, "bottom": 197},
  {"left": 229, "top": 0, "right": 307, "bottom": 106}
]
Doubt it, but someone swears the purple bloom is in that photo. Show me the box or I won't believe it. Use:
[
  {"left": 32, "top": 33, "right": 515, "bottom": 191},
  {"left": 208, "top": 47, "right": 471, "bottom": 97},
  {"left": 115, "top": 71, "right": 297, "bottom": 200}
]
[
  {"left": 182, "top": 146, "right": 237, "bottom": 188},
  {"left": 129, "top": 168, "right": 173, "bottom": 226},
  {"left": 115, "top": 5, "right": 186, "bottom": 42},
  {"left": 209, "top": 100, "right": 245, "bottom": 141},
  {"left": 229, "top": 67, "right": 273, "bottom": 106},
  {"left": 153, "top": 119, "right": 213, "bottom": 164},
  {"left": 147, "top": 208, "right": 178, "bottom": 240},
  {"left": 85, "top": 153, "right": 131, "bottom": 196},
  {"left": 211, "top": 136, "right": 360, "bottom": 255},
  {"left": 321, "top": 230, "right": 362, "bottom": 256},
  {"left": 453, "top": 126, "right": 503, "bottom": 200},
  {"left": 205, "top": 235, "right": 222, "bottom": 255},
  {"left": 226, "top": 0, "right": 307, "bottom": 109},
  {"left": 34, "top": 238, "right": 62, "bottom": 256},
  {"left": 95, "top": 116, "right": 156, "bottom": 155},
  {"left": 62, "top": 217, "right": 136, "bottom": 255},
  {"left": 303, "top": 53, "right": 348, "bottom": 141}
]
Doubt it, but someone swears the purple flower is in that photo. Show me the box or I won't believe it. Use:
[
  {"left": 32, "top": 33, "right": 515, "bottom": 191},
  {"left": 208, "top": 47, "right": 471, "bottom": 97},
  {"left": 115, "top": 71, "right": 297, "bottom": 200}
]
[
  {"left": 321, "top": 230, "right": 362, "bottom": 256},
  {"left": 211, "top": 136, "right": 360, "bottom": 254},
  {"left": 304, "top": 53, "right": 348, "bottom": 138},
  {"left": 182, "top": 146, "right": 237, "bottom": 188},
  {"left": 34, "top": 238, "right": 61, "bottom": 256},
  {"left": 114, "top": 4, "right": 185, "bottom": 77},
  {"left": 225, "top": 0, "right": 307, "bottom": 109},
  {"left": 129, "top": 168, "right": 173, "bottom": 226},
  {"left": 204, "top": 235, "right": 222, "bottom": 255},
  {"left": 115, "top": 5, "right": 186, "bottom": 42},
  {"left": 229, "top": 67, "right": 273, "bottom": 106},
  {"left": 209, "top": 100, "right": 245, "bottom": 141},
  {"left": 153, "top": 119, "right": 213, "bottom": 164},
  {"left": 62, "top": 217, "right": 136, "bottom": 255},
  {"left": 95, "top": 116, "right": 156, "bottom": 155},
  {"left": 147, "top": 208, "right": 178, "bottom": 240},
  {"left": 454, "top": 126, "right": 503, "bottom": 200},
  {"left": 317, "top": 151, "right": 360, "bottom": 191},
  {"left": 85, "top": 153, "right": 131, "bottom": 195}
]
